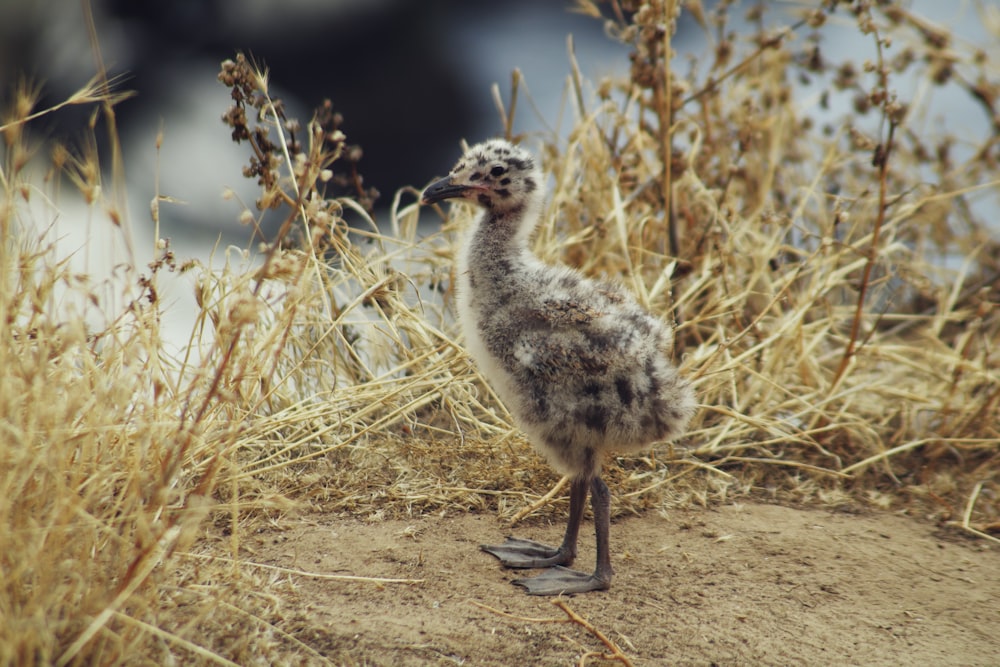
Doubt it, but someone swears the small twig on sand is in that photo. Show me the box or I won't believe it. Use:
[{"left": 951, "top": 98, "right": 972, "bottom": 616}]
[
  {"left": 552, "top": 599, "right": 635, "bottom": 667},
  {"left": 181, "top": 552, "right": 425, "bottom": 585},
  {"left": 948, "top": 481, "right": 1000, "bottom": 545},
  {"left": 470, "top": 599, "right": 635, "bottom": 666}
]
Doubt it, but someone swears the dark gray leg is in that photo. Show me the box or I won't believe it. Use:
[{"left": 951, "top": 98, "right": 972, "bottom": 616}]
[
  {"left": 480, "top": 477, "right": 588, "bottom": 568},
  {"left": 509, "top": 476, "right": 614, "bottom": 596},
  {"left": 590, "top": 476, "right": 615, "bottom": 586}
]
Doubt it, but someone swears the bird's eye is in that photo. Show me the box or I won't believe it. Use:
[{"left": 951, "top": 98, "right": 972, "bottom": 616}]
[{"left": 490, "top": 165, "right": 505, "bottom": 177}]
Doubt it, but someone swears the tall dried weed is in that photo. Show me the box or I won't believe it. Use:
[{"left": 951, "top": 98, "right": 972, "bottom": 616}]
[{"left": 1, "top": 1, "right": 997, "bottom": 663}]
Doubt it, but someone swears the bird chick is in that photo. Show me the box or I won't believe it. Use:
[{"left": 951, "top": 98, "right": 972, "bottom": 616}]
[{"left": 422, "top": 139, "right": 695, "bottom": 595}]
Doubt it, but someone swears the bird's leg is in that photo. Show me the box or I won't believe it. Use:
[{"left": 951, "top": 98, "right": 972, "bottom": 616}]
[
  {"left": 480, "top": 477, "right": 588, "bottom": 569},
  {"left": 590, "top": 475, "right": 615, "bottom": 585},
  {"left": 511, "top": 476, "right": 614, "bottom": 596}
]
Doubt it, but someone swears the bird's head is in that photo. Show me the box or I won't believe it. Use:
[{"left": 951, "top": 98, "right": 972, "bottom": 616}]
[{"left": 421, "top": 139, "right": 541, "bottom": 214}]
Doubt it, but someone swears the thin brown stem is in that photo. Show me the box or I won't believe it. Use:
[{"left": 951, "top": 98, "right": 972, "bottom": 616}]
[{"left": 553, "top": 600, "right": 635, "bottom": 667}]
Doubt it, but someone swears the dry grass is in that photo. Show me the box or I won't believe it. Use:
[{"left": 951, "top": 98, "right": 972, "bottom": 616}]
[{"left": 1, "top": 1, "right": 998, "bottom": 663}]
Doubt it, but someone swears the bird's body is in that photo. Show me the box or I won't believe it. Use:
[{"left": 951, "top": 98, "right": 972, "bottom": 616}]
[
  {"left": 422, "top": 139, "right": 695, "bottom": 595},
  {"left": 457, "top": 233, "right": 691, "bottom": 480}
]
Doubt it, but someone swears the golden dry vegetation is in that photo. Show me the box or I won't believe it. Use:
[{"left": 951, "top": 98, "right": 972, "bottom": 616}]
[{"left": 1, "top": 1, "right": 998, "bottom": 664}]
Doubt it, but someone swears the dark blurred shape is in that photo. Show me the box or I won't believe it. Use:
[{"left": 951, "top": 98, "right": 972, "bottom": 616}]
[
  {"left": 0, "top": 0, "right": 626, "bottom": 231},
  {"left": 1, "top": 0, "right": 475, "bottom": 207}
]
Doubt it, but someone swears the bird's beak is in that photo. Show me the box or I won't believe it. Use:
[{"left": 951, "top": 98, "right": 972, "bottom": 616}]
[{"left": 421, "top": 176, "right": 469, "bottom": 205}]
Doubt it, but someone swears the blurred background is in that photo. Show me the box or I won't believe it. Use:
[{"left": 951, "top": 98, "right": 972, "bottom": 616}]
[
  {"left": 3, "top": 0, "right": 993, "bottom": 234},
  {"left": 1, "top": 0, "right": 632, "bottom": 237},
  {"left": 1, "top": 0, "right": 993, "bottom": 349}
]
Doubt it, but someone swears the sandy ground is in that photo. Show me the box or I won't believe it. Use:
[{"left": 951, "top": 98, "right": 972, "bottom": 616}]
[{"left": 247, "top": 503, "right": 999, "bottom": 666}]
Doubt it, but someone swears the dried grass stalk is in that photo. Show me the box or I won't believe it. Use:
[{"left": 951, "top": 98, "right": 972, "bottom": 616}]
[{"left": 1, "top": 2, "right": 998, "bottom": 663}]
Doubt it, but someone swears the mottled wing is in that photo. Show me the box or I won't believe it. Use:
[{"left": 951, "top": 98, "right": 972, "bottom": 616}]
[{"left": 508, "top": 295, "right": 621, "bottom": 380}]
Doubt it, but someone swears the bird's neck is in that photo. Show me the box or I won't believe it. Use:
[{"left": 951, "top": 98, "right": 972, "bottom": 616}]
[
  {"left": 468, "top": 200, "right": 539, "bottom": 270},
  {"left": 457, "top": 197, "right": 543, "bottom": 310}
]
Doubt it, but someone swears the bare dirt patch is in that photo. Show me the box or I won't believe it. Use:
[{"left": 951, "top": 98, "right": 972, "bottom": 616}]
[{"left": 243, "top": 503, "right": 998, "bottom": 666}]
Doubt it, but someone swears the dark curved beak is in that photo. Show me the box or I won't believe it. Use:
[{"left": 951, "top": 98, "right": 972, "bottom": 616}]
[{"left": 421, "top": 176, "right": 467, "bottom": 205}]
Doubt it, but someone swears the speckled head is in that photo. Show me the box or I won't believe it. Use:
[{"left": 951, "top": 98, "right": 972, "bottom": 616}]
[{"left": 421, "top": 139, "right": 541, "bottom": 214}]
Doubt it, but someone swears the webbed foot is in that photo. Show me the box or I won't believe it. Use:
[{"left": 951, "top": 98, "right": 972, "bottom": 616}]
[
  {"left": 513, "top": 566, "right": 610, "bottom": 596},
  {"left": 480, "top": 537, "right": 573, "bottom": 569}
]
